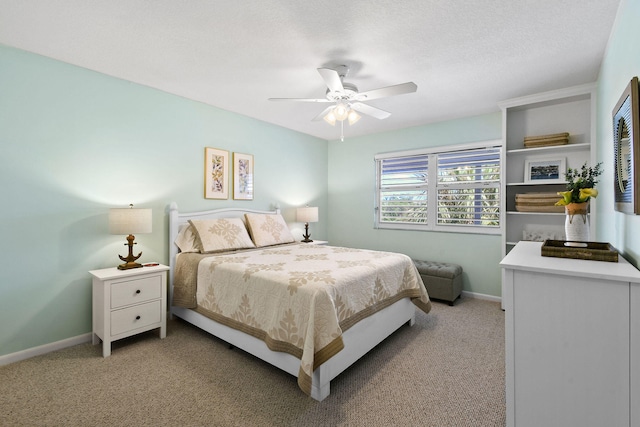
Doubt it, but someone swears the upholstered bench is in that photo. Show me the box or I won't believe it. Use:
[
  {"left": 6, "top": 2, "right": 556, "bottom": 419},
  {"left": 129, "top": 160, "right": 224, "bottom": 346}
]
[{"left": 413, "top": 260, "right": 463, "bottom": 306}]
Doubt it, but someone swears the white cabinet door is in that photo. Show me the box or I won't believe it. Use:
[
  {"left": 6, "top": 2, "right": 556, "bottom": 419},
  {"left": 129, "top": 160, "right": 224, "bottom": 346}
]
[{"left": 513, "top": 270, "right": 630, "bottom": 427}]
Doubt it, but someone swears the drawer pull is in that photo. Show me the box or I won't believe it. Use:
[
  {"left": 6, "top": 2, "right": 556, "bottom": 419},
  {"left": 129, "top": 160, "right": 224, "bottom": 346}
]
[
  {"left": 135, "top": 315, "right": 141, "bottom": 320},
  {"left": 135, "top": 289, "right": 141, "bottom": 294}
]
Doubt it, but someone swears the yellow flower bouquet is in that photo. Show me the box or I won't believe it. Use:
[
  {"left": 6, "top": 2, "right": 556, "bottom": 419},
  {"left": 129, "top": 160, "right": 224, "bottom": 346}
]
[{"left": 555, "top": 162, "right": 603, "bottom": 206}]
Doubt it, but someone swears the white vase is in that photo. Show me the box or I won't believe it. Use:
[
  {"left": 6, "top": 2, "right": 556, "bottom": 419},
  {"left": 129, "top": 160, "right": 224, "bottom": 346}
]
[{"left": 564, "top": 202, "right": 590, "bottom": 242}]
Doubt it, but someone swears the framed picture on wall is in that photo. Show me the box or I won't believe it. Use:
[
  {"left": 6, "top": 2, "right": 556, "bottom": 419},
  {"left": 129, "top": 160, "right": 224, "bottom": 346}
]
[
  {"left": 204, "top": 147, "right": 229, "bottom": 199},
  {"left": 524, "top": 157, "right": 566, "bottom": 184},
  {"left": 233, "top": 152, "right": 254, "bottom": 200},
  {"left": 613, "top": 76, "right": 640, "bottom": 214}
]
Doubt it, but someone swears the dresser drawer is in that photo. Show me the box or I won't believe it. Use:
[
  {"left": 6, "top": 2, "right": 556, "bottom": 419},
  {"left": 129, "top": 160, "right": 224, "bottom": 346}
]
[
  {"left": 111, "top": 275, "right": 161, "bottom": 308},
  {"left": 110, "top": 300, "right": 162, "bottom": 336}
]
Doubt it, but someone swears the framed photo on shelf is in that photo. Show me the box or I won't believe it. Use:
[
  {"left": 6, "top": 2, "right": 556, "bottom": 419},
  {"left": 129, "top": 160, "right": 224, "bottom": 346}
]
[
  {"left": 204, "top": 147, "right": 229, "bottom": 199},
  {"left": 524, "top": 157, "right": 566, "bottom": 184},
  {"left": 612, "top": 76, "right": 640, "bottom": 214},
  {"left": 233, "top": 152, "right": 254, "bottom": 200}
]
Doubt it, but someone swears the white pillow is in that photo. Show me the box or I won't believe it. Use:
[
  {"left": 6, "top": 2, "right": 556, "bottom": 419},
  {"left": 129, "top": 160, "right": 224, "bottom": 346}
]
[
  {"left": 188, "top": 218, "right": 255, "bottom": 253},
  {"left": 244, "top": 213, "right": 295, "bottom": 247},
  {"left": 175, "top": 224, "right": 200, "bottom": 253}
]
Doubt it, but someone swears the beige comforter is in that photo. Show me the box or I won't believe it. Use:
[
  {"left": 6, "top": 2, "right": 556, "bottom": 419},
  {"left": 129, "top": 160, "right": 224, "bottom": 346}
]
[{"left": 173, "top": 243, "right": 431, "bottom": 396}]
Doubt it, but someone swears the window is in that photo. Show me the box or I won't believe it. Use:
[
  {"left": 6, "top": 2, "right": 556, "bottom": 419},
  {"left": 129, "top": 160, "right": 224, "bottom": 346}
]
[{"left": 375, "top": 141, "right": 502, "bottom": 234}]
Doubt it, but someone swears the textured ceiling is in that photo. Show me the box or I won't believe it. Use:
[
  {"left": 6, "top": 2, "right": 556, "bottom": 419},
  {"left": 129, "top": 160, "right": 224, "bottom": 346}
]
[{"left": 0, "top": 0, "right": 622, "bottom": 141}]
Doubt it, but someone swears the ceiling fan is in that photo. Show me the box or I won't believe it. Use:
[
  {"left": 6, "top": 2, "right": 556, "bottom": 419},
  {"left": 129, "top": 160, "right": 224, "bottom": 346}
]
[{"left": 268, "top": 65, "right": 417, "bottom": 138}]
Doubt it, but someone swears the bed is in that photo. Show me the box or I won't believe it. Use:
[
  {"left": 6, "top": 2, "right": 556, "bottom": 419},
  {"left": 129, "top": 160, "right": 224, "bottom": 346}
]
[{"left": 168, "top": 203, "right": 431, "bottom": 401}]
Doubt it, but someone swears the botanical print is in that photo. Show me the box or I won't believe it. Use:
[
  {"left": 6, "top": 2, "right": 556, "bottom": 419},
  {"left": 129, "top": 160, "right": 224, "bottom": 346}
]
[
  {"left": 238, "top": 159, "right": 250, "bottom": 193},
  {"left": 204, "top": 147, "right": 229, "bottom": 199},
  {"left": 210, "top": 155, "right": 224, "bottom": 192},
  {"left": 233, "top": 152, "right": 254, "bottom": 200}
]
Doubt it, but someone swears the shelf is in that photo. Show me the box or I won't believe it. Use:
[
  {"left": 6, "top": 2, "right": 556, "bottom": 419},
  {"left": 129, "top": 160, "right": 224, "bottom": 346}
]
[
  {"left": 507, "top": 182, "right": 566, "bottom": 186},
  {"left": 507, "top": 211, "right": 565, "bottom": 216},
  {"left": 507, "top": 142, "right": 590, "bottom": 155}
]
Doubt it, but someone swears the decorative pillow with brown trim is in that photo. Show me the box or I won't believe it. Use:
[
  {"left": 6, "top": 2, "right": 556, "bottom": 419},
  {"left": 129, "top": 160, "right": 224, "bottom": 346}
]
[
  {"left": 245, "top": 213, "right": 295, "bottom": 247},
  {"left": 188, "top": 218, "right": 255, "bottom": 253}
]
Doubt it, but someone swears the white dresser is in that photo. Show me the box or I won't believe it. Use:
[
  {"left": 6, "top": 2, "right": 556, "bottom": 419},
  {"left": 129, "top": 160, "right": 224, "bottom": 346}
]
[
  {"left": 500, "top": 241, "right": 640, "bottom": 427},
  {"left": 90, "top": 264, "right": 169, "bottom": 357}
]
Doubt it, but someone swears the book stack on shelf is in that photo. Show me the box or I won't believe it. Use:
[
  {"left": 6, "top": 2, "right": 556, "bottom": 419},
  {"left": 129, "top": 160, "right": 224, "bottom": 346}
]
[
  {"left": 523, "top": 132, "right": 569, "bottom": 148},
  {"left": 515, "top": 192, "right": 565, "bottom": 213}
]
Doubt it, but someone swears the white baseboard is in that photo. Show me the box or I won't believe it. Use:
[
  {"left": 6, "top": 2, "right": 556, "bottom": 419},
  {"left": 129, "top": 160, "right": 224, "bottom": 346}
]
[
  {"left": 1, "top": 293, "right": 502, "bottom": 365},
  {"left": 0, "top": 333, "right": 93, "bottom": 366},
  {"left": 461, "top": 290, "right": 502, "bottom": 304}
]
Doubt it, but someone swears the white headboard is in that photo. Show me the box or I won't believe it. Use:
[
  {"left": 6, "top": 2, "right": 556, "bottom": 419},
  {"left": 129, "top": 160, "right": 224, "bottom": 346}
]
[{"left": 168, "top": 202, "right": 279, "bottom": 301}]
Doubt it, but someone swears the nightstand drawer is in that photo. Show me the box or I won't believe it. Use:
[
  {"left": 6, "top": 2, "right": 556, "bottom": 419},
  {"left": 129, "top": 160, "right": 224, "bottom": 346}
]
[
  {"left": 110, "top": 300, "right": 162, "bottom": 336},
  {"left": 111, "top": 275, "right": 161, "bottom": 308}
]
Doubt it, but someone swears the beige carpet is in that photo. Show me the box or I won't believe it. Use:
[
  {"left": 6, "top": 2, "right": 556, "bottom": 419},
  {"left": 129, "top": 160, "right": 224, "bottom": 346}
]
[{"left": 0, "top": 296, "right": 505, "bottom": 427}]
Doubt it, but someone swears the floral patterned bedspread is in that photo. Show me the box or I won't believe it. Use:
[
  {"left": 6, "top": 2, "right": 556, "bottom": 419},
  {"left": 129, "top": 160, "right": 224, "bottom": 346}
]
[{"left": 173, "top": 243, "right": 431, "bottom": 396}]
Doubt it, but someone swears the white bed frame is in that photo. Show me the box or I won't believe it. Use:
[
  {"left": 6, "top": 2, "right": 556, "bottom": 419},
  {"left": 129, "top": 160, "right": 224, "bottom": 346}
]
[{"left": 168, "top": 202, "right": 415, "bottom": 401}]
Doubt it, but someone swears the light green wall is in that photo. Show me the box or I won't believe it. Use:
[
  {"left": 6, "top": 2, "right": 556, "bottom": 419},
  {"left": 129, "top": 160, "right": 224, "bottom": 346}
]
[
  {"left": 0, "top": 45, "right": 327, "bottom": 357},
  {"left": 595, "top": 0, "right": 640, "bottom": 267},
  {"left": 2, "top": 0, "right": 636, "bottom": 357},
  {"left": 327, "top": 114, "right": 503, "bottom": 297}
]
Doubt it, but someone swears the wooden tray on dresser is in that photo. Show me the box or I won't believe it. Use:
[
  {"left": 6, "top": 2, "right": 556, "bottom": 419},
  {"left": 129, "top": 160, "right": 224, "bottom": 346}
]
[{"left": 541, "top": 240, "right": 618, "bottom": 262}]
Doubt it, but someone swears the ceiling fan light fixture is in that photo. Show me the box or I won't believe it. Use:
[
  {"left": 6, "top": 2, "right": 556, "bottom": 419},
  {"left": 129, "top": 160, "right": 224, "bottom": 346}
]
[
  {"left": 323, "top": 111, "right": 337, "bottom": 126},
  {"left": 347, "top": 110, "right": 361, "bottom": 125},
  {"left": 333, "top": 102, "right": 349, "bottom": 121},
  {"left": 269, "top": 67, "right": 418, "bottom": 139}
]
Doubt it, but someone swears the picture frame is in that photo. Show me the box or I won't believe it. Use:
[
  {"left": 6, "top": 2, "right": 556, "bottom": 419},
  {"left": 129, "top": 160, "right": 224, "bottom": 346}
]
[
  {"left": 612, "top": 76, "right": 640, "bottom": 214},
  {"left": 204, "top": 147, "right": 229, "bottom": 199},
  {"left": 524, "top": 157, "right": 566, "bottom": 184},
  {"left": 233, "top": 152, "right": 254, "bottom": 200}
]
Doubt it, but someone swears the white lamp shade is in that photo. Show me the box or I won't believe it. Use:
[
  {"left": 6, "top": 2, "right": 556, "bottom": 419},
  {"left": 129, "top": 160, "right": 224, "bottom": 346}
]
[
  {"left": 323, "top": 111, "right": 337, "bottom": 126},
  {"left": 348, "top": 110, "right": 361, "bottom": 125},
  {"left": 109, "top": 207, "right": 152, "bottom": 235},
  {"left": 297, "top": 206, "right": 318, "bottom": 223},
  {"left": 333, "top": 103, "right": 349, "bottom": 121}
]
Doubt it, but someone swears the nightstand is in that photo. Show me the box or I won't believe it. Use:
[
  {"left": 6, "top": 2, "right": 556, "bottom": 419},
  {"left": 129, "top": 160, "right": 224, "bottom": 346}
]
[
  {"left": 90, "top": 264, "right": 169, "bottom": 357},
  {"left": 307, "top": 240, "right": 328, "bottom": 245}
]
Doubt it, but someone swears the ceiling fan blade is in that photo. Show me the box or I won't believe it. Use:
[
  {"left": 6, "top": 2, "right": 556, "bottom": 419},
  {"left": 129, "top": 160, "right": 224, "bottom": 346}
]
[
  {"left": 317, "top": 68, "right": 344, "bottom": 93},
  {"left": 268, "top": 97, "right": 332, "bottom": 103},
  {"left": 312, "top": 106, "right": 336, "bottom": 121},
  {"left": 355, "top": 82, "right": 417, "bottom": 101},
  {"left": 351, "top": 102, "right": 391, "bottom": 120}
]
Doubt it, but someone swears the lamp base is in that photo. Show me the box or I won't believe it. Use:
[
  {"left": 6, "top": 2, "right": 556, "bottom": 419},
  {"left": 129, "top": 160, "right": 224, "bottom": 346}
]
[
  {"left": 301, "top": 223, "right": 313, "bottom": 243},
  {"left": 117, "top": 261, "right": 144, "bottom": 270},
  {"left": 117, "top": 234, "right": 144, "bottom": 270}
]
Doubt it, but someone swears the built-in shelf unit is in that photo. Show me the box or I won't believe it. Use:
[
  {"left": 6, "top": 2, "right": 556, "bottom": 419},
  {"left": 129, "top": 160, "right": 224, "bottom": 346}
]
[{"left": 499, "top": 83, "right": 597, "bottom": 259}]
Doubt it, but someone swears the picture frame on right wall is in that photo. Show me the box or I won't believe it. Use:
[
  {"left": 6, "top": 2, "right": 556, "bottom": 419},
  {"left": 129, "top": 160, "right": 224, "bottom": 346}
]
[{"left": 613, "top": 76, "right": 640, "bottom": 214}]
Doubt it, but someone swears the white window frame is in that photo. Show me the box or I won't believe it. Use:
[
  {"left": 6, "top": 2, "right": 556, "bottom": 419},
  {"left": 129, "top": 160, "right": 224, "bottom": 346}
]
[{"left": 374, "top": 140, "right": 503, "bottom": 235}]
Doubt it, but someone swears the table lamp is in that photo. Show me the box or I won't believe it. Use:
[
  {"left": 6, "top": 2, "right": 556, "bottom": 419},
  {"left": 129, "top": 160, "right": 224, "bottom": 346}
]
[
  {"left": 109, "top": 204, "right": 152, "bottom": 270},
  {"left": 296, "top": 206, "right": 318, "bottom": 243}
]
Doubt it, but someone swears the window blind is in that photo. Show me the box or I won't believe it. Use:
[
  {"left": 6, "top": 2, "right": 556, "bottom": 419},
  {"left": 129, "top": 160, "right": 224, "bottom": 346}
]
[
  {"left": 375, "top": 141, "right": 502, "bottom": 233},
  {"left": 378, "top": 154, "right": 429, "bottom": 224},
  {"left": 436, "top": 147, "right": 500, "bottom": 227}
]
